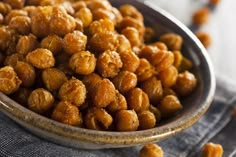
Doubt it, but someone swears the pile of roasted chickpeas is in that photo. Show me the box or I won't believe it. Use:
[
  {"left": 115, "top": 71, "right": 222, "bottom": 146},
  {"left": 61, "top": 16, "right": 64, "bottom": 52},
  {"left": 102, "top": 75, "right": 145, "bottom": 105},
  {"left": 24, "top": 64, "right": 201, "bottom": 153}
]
[{"left": 0, "top": 0, "right": 197, "bottom": 132}]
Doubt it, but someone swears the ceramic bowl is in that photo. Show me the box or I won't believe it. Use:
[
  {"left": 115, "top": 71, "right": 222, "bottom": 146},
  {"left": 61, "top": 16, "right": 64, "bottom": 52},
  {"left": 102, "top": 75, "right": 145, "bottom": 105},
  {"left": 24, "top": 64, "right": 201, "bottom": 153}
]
[{"left": 0, "top": 0, "right": 215, "bottom": 149}]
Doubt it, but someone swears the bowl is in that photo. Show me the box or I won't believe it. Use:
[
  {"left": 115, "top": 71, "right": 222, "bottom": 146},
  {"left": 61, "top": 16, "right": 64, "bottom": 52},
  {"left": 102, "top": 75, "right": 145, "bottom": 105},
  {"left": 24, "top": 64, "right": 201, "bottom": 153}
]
[{"left": 0, "top": 0, "right": 215, "bottom": 149}]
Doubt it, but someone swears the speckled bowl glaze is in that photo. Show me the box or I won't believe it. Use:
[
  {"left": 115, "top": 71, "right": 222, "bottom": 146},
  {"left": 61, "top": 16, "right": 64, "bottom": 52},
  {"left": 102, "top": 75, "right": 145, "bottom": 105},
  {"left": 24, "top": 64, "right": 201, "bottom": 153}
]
[{"left": 0, "top": 0, "right": 215, "bottom": 149}]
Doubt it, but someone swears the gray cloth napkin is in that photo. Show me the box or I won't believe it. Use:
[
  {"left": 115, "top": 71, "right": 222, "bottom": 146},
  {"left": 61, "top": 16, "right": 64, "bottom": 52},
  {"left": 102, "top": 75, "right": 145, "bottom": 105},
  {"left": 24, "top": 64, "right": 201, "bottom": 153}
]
[{"left": 0, "top": 78, "right": 236, "bottom": 157}]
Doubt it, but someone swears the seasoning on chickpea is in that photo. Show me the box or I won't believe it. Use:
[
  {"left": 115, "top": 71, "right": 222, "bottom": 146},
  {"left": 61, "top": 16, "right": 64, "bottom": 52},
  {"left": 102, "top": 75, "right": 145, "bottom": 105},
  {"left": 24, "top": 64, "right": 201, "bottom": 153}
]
[
  {"left": 140, "top": 143, "right": 164, "bottom": 157},
  {"left": 195, "top": 31, "right": 212, "bottom": 48},
  {"left": 192, "top": 7, "right": 209, "bottom": 25},
  {"left": 41, "top": 35, "right": 63, "bottom": 55},
  {"left": 202, "top": 142, "right": 223, "bottom": 157},
  {"left": 138, "top": 110, "right": 156, "bottom": 130},
  {"left": 115, "top": 110, "right": 139, "bottom": 131}
]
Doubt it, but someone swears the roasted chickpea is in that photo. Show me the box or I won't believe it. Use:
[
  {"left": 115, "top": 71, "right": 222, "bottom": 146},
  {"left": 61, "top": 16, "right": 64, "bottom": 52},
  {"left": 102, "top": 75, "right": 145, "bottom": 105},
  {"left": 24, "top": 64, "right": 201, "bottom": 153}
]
[
  {"left": 149, "top": 105, "right": 161, "bottom": 123},
  {"left": 74, "top": 18, "right": 84, "bottom": 32},
  {"left": 69, "top": 51, "right": 96, "bottom": 75},
  {"left": 152, "top": 42, "right": 168, "bottom": 51},
  {"left": 159, "top": 95, "right": 183, "bottom": 118},
  {"left": 96, "top": 50, "right": 123, "bottom": 78},
  {"left": 50, "top": 7, "right": 76, "bottom": 37},
  {"left": 91, "top": 79, "right": 116, "bottom": 108},
  {"left": 111, "top": 7, "right": 123, "bottom": 25},
  {"left": 63, "top": 31, "right": 87, "bottom": 55},
  {"left": 173, "top": 50, "right": 183, "bottom": 69},
  {"left": 163, "top": 88, "right": 177, "bottom": 97},
  {"left": 112, "top": 71, "right": 137, "bottom": 94},
  {"left": 16, "top": 34, "right": 39, "bottom": 56},
  {"left": 72, "top": 1, "right": 87, "bottom": 12},
  {"left": 23, "top": 6, "right": 37, "bottom": 17},
  {"left": 0, "top": 26, "right": 16, "bottom": 52},
  {"left": 59, "top": 1, "right": 75, "bottom": 15},
  {"left": 192, "top": 7, "right": 209, "bottom": 25},
  {"left": 42, "top": 68, "right": 67, "bottom": 91},
  {"left": 116, "top": 35, "right": 132, "bottom": 54},
  {"left": 126, "top": 88, "right": 149, "bottom": 112},
  {"left": 174, "top": 71, "right": 197, "bottom": 97},
  {"left": 178, "top": 57, "right": 193, "bottom": 73},
  {"left": 138, "top": 110, "right": 156, "bottom": 130},
  {"left": 0, "top": 2, "right": 12, "bottom": 16},
  {"left": 26, "top": 48, "right": 55, "bottom": 69},
  {"left": 92, "top": 8, "right": 115, "bottom": 23},
  {"left": 4, "top": 0, "right": 25, "bottom": 9},
  {"left": 52, "top": 101, "right": 82, "bottom": 126},
  {"left": 119, "top": 4, "right": 143, "bottom": 22},
  {"left": 209, "top": 0, "right": 221, "bottom": 5},
  {"left": 59, "top": 78, "right": 86, "bottom": 106},
  {"left": 0, "top": 66, "right": 21, "bottom": 94},
  {"left": 28, "top": 88, "right": 54, "bottom": 114},
  {"left": 4, "top": 53, "right": 24, "bottom": 68},
  {"left": 202, "top": 142, "right": 223, "bottom": 157},
  {"left": 11, "top": 87, "right": 31, "bottom": 106},
  {"left": 119, "top": 50, "right": 140, "bottom": 73},
  {"left": 86, "top": 0, "right": 112, "bottom": 11},
  {"left": 195, "top": 31, "right": 211, "bottom": 48},
  {"left": 82, "top": 73, "right": 102, "bottom": 93},
  {"left": 135, "top": 58, "right": 155, "bottom": 82},
  {"left": 144, "top": 27, "right": 155, "bottom": 44},
  {"left": 89, "top": 31, "right": 118, "bottom": 54},
  {"left": 139, "top": 45, "right": 158, "bottom": 61},
  {"left": 85, "top": 107, "right": 113, "bottom": 130},
  {"left": 41, "top": 35, "right": 63, "bottom": 55},
  {"left": 122, "top": 27, "right": 141, "bottom": 47},
  {"left": 115, "top": 110, "right": 139, "bottom": 131},
  {"left": 158, "top": 65, "right": 178, "bottom": 88},
  {"left": 89, "top": 18, "right": 114, "bottom": 36},
  {"left": 140, "top": 77, "right": 163, "bottom": 105},
  {"left": 140, "top": 143, "right": 164, "bottom": 157},
  {"left": 107, "top": 91, "right": 127, "bottom": 113},
  {"left": 5, "top": 9, "right": 27, "bottom": 24},
  {"left": 9, "top": 16, "right": 31, "bottom": 35},
  {"left": 15, "top": 61, "right": 35, "bottom": 87},
  {"left": 74, "top": 7, "right": 92, "bottom": 27},
  {"left": 159, "top": 33, "right": 183, "bottom": 51}
]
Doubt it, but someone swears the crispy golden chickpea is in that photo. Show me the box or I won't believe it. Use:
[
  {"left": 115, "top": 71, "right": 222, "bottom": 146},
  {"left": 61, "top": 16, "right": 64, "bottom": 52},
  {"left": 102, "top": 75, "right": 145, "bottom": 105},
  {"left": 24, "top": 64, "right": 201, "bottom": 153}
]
[
  {"left": 26, "top": 48, "right": 55, "bottom": 69},
  {"left": 59, "top": 78, "right": 86, "bottom": 106},
  {"left": 202, "top": 142, "right": 223, "bottom": 157},
  {"left": 50, "top": 7, "right": 76, "bottom": 37},
  {"left": 140, "top": 77, "right": 163, "bottom": 105},
  {"left": 174, "top": 71, "right": 197, "bottom": 97},
  {"left": 28, "top": 88, "right": 54, "bottom": 114},
  {"left": 152, "top": 42, "right": 168, "bottom": 51},
  {"left": 16, "top": 34, "right": 39, "bottom": 56},
  {"left": 139, "top": 45, "right": 158, "bottom": 61},
  {"left": 0, "top": 66, "right": 21, "bottom": 95},
  {"left": 112, "top": 71, "right": 137, "bottom": 94},
  {"left": 119, "top": 50, "right": 140, "bottom": 73},
  {"left": 192, "top": 7, "right": 209, "bottom": 25},
  {"left": 119, "top": 4, "right": 143, "bottom": 22},
  {"left": 63, "top": 31, "right": 87, "bottom": 55},
  {"left": 159, "top": 95, "right": 183, "bottom": 118},
  {"left": 59, "top": 1, "right": 75, "bottom": 15},
  {"left": 4, "top": 0, "right": 25, "bottom": 9},
  {"left": 4, "top": 53, "right": 24, "bottom": 68},
  {"left": 5, "top": 9, "right": 27, "bottom": 24},
  {"left": 209, "top": 0, "right": 221, "bottom": 5},
  {"left": 0, "top": 2, "right": 12, "bottom": 16},
  {"left": 111, "top": 7, "right": 123, "bottom": 24},
  {"left": 69, "top": 51, "right": 96, "bottom": 75},
  {"left": 23, "top": 6, "right": 37, "bottom": 17},
  {"left": 135, "top": 58, "right": 155, "bottom": 82},
  {"left": 96, "top": 50, "right": 123, "bottom": 78},
  {"left": 127, "top": 88, "right": 150, "bottom": 112},
  {"left": 122, "top": 27, "right": 141, "bottom": 47},
  {"left": 158, "top": 65, "right": 178, "bottom": 88},
  {"left": 195, "top": 31, "right": 212, "bottom": 48},
  {"left": 0, "top": 26, "right": 16, "bottom": 52},
  {"left": 15, "top": 61, "right": 35, "bottom": 88},
  {"left": 42, "top": 68, "right": 67, "bottom": 91},
  {"left": 178, "top": 56, "right": 193, "bottom": 73},
  {"left": 138, "top": 110, "right": 156, "bottom": 130},
  {"left": 140, "top": 143, "right": 164, "bottom": 157},
  {"left": 159, "top": 33, "right": 183, "bottom": 51},
  {"left": 72, "top": 1, "right": 87, "bottom": 12},
  {"left": 115, "top": 110, "right": 139, "bottom": 131},
  {"left": 91, "top": 79, "right": 116, "bottom": 108},
  {"left": 74, "top": 18, "right": 84, "bottom": 32},
  {"left": 144, "top": 27, "right": 155, "bottom": 44},
  {"left": 41, "top": 35, "right": 63, "bottom": 55},
  {"left": 92, "top": 8, "right": 115, "bottom": 23},
  {"left": 89, "top": 31, "right": 118, "bottom": 54},
  {"left": 9, "top": 16, "right": 31, "bottom": 35},
  {"left": 107, "top": 91, "right": 127, "bottom": 114},
  {"left": 74, "top": 7, "right": 92, "bottom": 27},
  {"left": 163, "top": 88, "right": 177, "bottom": 97},
  {"left": 86, "top": 0, "right": 112, "bottom": 11},
  {"left": 116, "top": 35, "right": 132, "bottom": 54},
  {"left": 85, "top": 107, "right": 113, "bottom": 130},
  {"left": 173, "top": 50, "right": 183, "bottom": 68},
  {"left": 89, "top": 18, "right": 114, "bottom": 36},
  {"left": 82, "top": 73, "right": 102, "bottom": 93},
  {"left": 11, "top": 87, "right": 31, "bottom": 106},
  {"left": 149, "top": 105, "right": 161, "bottom": 123},
  {"left": 52, "top": 101, "right": 82, "bottom": 126}
]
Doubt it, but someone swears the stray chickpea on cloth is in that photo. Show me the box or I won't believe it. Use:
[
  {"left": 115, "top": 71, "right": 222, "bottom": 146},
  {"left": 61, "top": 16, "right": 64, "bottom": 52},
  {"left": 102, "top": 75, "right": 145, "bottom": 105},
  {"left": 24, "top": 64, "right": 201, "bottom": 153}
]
[
  {"left": 140, "top": 143, "right": 164, "bottom": 157},
  {"left": 202, "top": 142, "right": 224, "bottom": 157}
]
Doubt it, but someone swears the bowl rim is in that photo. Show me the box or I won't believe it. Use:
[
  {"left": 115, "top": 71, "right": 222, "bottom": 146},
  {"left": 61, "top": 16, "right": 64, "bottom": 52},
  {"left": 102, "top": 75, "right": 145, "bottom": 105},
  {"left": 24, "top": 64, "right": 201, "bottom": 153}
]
[{"left": 0, "top": 1, "right": 216, "bottom": 147}]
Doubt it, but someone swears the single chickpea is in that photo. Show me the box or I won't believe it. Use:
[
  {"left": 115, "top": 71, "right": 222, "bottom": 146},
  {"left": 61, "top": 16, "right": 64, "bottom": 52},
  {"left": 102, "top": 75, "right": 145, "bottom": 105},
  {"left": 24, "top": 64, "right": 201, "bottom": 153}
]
[
  {"left": 159, "top": 95, "right": 183, "bottom": 118},
  {"left": 5, "top": 9, "right": 28, "bottom": 24},
  {"left": 139, "top": 45, "right": 159, "bottom": 61},
  {"left": 15, "top": 61, "right": 36, "bottom": 88},
  {"left": 118, "top": 50, "right": 140, "bottom": 73},
  {"left": 159, "top": 33, "right": 183, "bottom": 51},
  {"left": 202, "top": 142, "right": 223, "bottom": 157},
  {"left": 63, "top": 31, "right": 87, "bottom": 55},
  {"left": 152, "top": 42, "right": 168, "bottom": 51},
  {"left": 0, "top": 2, "right": 12, "bottom": 16},
  {"left": 86, "top": 0, "right": 112, "bottom": 11},
  {"left": 74, "top": 7, "right": 92, "bottom": 27},
  {"left": 72, "top": 1, "right": 87, "bottom": 12},
  {"left": 107, "top": 91, "right": 127, "bottom": 114},
  {"left": 121, "top": 27, "right": 141, "bottom": 48},
  {"left": 209, "top": 0, "right": 221, "bottom": 5},
  {"left": 178, "top": 56, "right": 193, "bottom": 72},
  {"left": 85, "top": 107, "right": 113, "bottom": 130},
  {"left": 26, "top": 48, "right": 55, "bottom": 69},
  {"left": 89, "top": 18, "right": 114, "bottom": 36},
  {"left": 115, "top": 110, "right": 139, "bottom": 131},
  {"left": 112, "top": 71, "right": 137, "bottom": 94},
  {"left": 111, "top": 7, "right": 123, "bottom": 25},
  {"left": 163, "top": 88, "right": 177, "bottom": 97},
  {"left": 119, "top": 4, "right": 143, "bottom": 22},
  {"left": 0, "top": 26, "right": 16, "bottom": 52},
  {"left": 52, "top": 101, "right": 82, "bottom": 126},
  {"left": 41, "top": 35, "right": 63, "bottom": 55},
  {"left": 140, "top": 143, "right": 164, "bottom": 157},
  {"left": 126, "top": 88, "right": 150, "bottom": 112},
  {"left": 92, "top": 8, "right": 116, "bottom": 23},
  {"left": 9, "top": 16, "right": 31, "bottom": 35},
  {"left": 174, "top": 71, "right": 197, "bottom": 97},
  {"left": 149, "top": 105, "right": 161, "bottom": 123},
  {"left": 173, "top": 50, "right": 183, "bottom": 69},
  {"left": 91, "top": 79, "right": 116, "bottom": 108},
  {"left": 96, "top": 50, "right": 123, "bottom": 78},
  {"left": 158, "top": 65, "right": 178, "bottom": 88},
  {"left": 28, "top": 88, "right": 55, "bottom": 114},
  {"left": 192, "top": 7, "right": 209, "bottom": 25},
  {"left": 138, "top": 110, "right": 156, "bottom": 130},
  {"left": 16, "top": 34, "right": 39, "bottom": 56},
  {"left": 23, "top": 6, "right": 37, "bottom": 17},
  {"left": 140, "top": 77, "right": 163, "bottom": 105},
  {"left": 82, "top": 73, "right": 102, "bottom": 93},
  {"left": 11, "top": 87, "right": 31, "bottom": 106},
  {"left": 0, "top": 66, "right": 21, "bottom": 95},
  {"left": 42, "top": 68, "right": 67, "bottom": 91},
  {"left": 74, "top": 18, "right": 84, "bottom": 32},
  {"left": 59, "top": 78, "right": 86, "bottom": 107},
  {"left": 135, "top": 58, "right": 155, "bottom": 82},
  {"left": 3, "top": 0, "right": 25, "bottom": 9},
  {"left": 144, "top": 27, "right": 155, "bottom": 44},
  {"left": 4, "top": 53, "right": 24, "bottom": 68},
  {"left": 195, "top": 31, "right": 212, "bottom": 48},
  {"left": 116, "top": 35, "right": 132, "bottom": 54}
]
